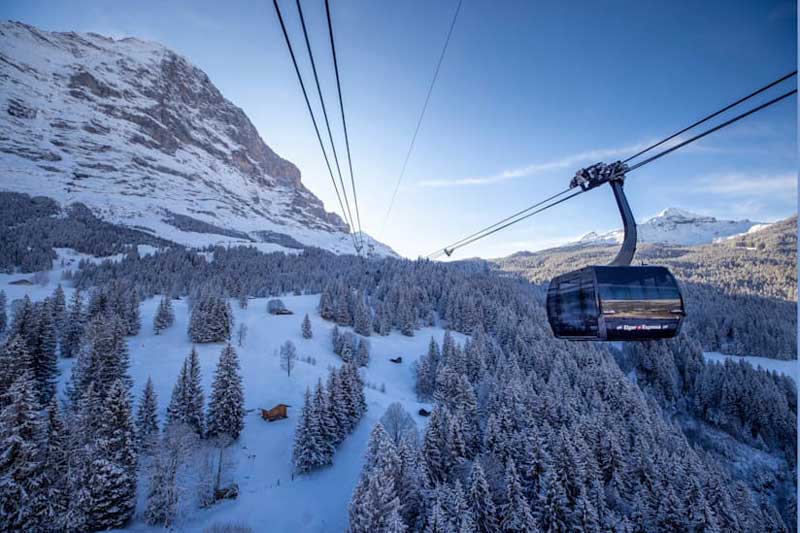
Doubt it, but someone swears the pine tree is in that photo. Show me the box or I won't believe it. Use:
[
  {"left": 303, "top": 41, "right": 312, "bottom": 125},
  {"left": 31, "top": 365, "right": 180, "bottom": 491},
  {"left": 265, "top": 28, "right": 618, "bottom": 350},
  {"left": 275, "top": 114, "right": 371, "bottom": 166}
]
[
  {"left": 61, "top": 289, "right": 85, "bottom": 358},
  {"left": 0, "top": 372, "right": 46, "bottom": 531},
  {"left": 207, "top": 344, "right": 244, "bottom": 439},
  {"left": 340, "top": 362, "right": 366, "bottom": 425},
  {"left": 502, "top": 459, "right": 538, "bottom": 532},
  {"left": 188, "top": 296, "right": 233, "bottom": 343},
  {"left": 421, "top": 407, "right": 450, "bottom": 486},
  {"left": 136, "top": 377, "right": 160, "bottom": 452},
  {"left": 153, "top": 296, "right": 175, "bottom": 335},
  {"left": 165, "top": 348, "right": 205, "bottom": 437},
  {"left": 538, "top": 468, "right": 570, "bottom": 532},
  {"left": 416, "top": 337, "right": 440, "bottom": 401},
  {"left": 312, "top": 379, "right": 336, "bottom": 461},
  {"left": 319, "top": 288, "right": 335, "bottom": 321},
  {"left": 0, "top": 335, "right": 33, "bottom": 409},
  {"left": 423, "top": 497, "right": 449, "bottom": 533},
  {"left": 293, "top": 387, "right": 330, "bottom": 473},
  {"left": 185, "top": 347, "right": 205, "bottom": 435},
  {"left": 42, "top": 398, "right": 69, "bottom": 528},
  {"left": 349, "top": 462, "right": 403, "bottom": 532},
  {"left": 354, "top": 296, "right": 372, "bottom": 336},
  {"left": 336, "top": 290, "right": 352, "bottom": 326},
  {"left": 0, "top": 290, "right": 6, "bottom": 335},
  {"left": 301, "top": 313, "right": 313, "bottom": 339},
  {"left": 125, "top": 290, "right": 141, "bottom": 336},
  {"left": 332, "top": 325, "right": 341, "bottom": 353},
  {"left": 74, "top": 311, "right": 131, "bottom": 402},
  {"left": 468, "top": 461, "right": 499, "bottom": 533},
  {"left": 327, "top": 368, "right": 349, "bottom": 442},
  {"left": 356, "top": 338, "right": 370, "bottom": 367},
  {"left": 85, "top": 379, "right": 137, "bottom": 530},
  {"left": 166, "top": 359, "right": 188, "bottom": 426},
  {"left": 52, "top": 284, "right": 67, "bottom": 334},
  {"left": 31, "top": 300, "right": 58, "bottom": 403},
  {"left": 8, "top": 295, "right": 34, "bottom": 341}
]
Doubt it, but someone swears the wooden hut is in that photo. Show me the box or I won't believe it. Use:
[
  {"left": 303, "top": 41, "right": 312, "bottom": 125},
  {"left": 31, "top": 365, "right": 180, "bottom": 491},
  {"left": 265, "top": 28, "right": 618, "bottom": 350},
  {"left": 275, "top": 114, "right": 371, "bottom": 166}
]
[{"left": 261, "top": 404, "right": 290, "bottom": 422}]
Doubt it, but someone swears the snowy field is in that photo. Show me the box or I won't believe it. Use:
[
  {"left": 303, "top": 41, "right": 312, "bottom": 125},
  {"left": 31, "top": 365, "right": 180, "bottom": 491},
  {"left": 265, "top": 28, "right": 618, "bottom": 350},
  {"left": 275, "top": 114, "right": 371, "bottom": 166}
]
[
  {"left": 703, "top": 351, "right": 798, "bottom": 382},
  {"left": 0, "top": 249, "right": 461, "bottom": 532}
]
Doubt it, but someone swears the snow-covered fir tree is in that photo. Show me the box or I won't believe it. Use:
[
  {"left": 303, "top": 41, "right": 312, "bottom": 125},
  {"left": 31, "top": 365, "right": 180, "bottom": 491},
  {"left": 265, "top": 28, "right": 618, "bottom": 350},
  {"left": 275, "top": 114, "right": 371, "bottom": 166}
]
[
  {"left": 319, "top": 288, "right": 335, "bottom": 321},
  {"left": 41, "top": 398, "right": 69, "bottom": 527},
  {"left": 136, "top": 377, "right": 160, "bottom": 452},
  {"left": 188, "top": 296, "right": 233, "bottom": 343},
  {"left": 349, "top": 424, "right": 403, "bottom": 532},
  {"left": 60, "top": 289, "right": 85, "bottom": 358},
  {"left": 0, "top": 290, "right": 6, "bottom": 335},
  {"left": 293, "top": 386, "right": 329, "bottom": 473},
  {"left": 467, "top": 461, "right": 498, "bottom": 533},
  {"left": 153, "top": 295, "right": 175, "bottom": 334},
  {"left": 355, "top": 337, "right": 370, "bottom": 367},
  {"left": 166, "top": 347, "right": 204, "bottom": 436},
  {"left": 0, "top": 371, "right": 46, "bottom": 531},
  {"left": 84, "top": 378, "right": 137, "bottom": 530},
  {"left": 301, "top": 313, "right": 313, "bottom": 339},
  {"left": 354, "top": 295, "right": 371, "bottom": 337},
  {"left": 52, "top": 283, "right": 66, "bottom": 334},
  {"left": 0, "top": 334, "right": 32, "bottom": 410},
  {"left": 501, "top": 459, "right": 538, "bottom": 532},
  {"left": 206, "top": 343, "right": 244, "bottom": 439}
]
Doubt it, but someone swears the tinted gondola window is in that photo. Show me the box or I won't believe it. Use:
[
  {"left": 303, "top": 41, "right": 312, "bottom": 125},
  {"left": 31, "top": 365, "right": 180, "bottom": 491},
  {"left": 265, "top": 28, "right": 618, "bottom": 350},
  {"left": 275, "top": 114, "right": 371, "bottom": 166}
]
[
  {"left": 595, "top": 267, "right": 680, "bottom": 301},
  {"left": 551, "top": 275, "right": 598, "bottom": 336}
]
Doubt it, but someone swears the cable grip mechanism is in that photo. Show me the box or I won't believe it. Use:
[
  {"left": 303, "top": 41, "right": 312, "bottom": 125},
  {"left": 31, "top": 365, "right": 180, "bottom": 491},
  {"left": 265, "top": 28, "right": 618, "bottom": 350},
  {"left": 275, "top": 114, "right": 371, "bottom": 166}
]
[{"left": 570, "top": 161, "right": 637, "bottom": 266}]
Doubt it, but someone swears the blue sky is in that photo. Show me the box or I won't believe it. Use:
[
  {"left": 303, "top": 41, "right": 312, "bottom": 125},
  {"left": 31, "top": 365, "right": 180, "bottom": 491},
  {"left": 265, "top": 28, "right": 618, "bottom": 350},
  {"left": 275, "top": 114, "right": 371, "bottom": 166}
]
[{"left": 3, "top": 0, "right": 797, "bottom": 258}]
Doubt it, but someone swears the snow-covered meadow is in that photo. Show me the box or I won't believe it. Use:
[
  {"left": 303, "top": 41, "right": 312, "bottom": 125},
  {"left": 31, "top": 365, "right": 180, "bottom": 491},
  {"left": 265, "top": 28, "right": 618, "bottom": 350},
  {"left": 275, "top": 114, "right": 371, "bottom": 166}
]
[
  {"left": 0, "top": 249, "right": 462, "bottom": 532},
  {"left": 703, "top": 351, "right": 797, "bottom": 382}
]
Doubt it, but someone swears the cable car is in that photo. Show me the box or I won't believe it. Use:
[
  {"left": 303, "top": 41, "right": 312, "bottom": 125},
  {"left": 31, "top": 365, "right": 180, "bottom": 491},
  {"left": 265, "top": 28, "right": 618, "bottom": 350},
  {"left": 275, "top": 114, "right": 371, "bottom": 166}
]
[{"left": 546, "top": 162, "right": 686, "bottom": 341}]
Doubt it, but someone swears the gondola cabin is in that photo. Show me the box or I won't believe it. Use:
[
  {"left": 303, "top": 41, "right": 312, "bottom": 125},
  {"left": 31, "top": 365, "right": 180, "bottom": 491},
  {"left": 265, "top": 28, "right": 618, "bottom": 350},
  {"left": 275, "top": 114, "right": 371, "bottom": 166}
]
[{"left": 546, "top": 265, "right": 685, "bottom": 341}]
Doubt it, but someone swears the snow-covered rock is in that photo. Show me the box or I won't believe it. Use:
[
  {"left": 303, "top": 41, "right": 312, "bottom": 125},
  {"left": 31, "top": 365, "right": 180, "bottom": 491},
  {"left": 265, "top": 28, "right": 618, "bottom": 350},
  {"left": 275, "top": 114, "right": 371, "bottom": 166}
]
[
  {"left": 574, "top": 207, "right": 762, "bottom": 247},
  {"left": 0, "top": 21, "right": 396, "bottom": 257}
]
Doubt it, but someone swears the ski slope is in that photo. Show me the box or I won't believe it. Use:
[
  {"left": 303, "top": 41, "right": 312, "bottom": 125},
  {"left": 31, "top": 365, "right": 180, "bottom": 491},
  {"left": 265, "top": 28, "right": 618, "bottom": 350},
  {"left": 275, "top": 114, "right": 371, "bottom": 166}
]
[
  {"left": 703, "top": 351, "right": 797, "bottom": 382},
  {"left": 0, "top": 249, "right": 460, "bottom": 532}
]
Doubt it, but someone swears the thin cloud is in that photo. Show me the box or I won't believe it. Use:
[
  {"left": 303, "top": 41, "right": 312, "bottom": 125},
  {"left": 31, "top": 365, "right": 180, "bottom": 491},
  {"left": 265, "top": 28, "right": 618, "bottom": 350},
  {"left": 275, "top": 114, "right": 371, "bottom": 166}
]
[
  {"left": 695, "top": 172, "right": 797, "bottom": 195},
  {"left": 418, "top": 136, "right": 722, "bottom": 188}
]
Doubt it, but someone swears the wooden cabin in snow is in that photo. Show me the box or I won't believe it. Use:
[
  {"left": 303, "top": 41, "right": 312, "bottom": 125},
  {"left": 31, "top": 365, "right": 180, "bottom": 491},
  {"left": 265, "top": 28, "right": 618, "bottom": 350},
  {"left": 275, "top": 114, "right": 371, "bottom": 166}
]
[{"left": 261, "top": 404, "right": 290, "bottom": 422}]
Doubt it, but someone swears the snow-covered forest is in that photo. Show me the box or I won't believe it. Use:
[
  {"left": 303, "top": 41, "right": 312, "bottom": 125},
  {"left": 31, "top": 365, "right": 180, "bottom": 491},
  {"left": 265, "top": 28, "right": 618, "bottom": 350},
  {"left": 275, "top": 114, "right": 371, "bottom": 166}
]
[{"left": 0, "top": 191, "right": 796, "bottom": 531}]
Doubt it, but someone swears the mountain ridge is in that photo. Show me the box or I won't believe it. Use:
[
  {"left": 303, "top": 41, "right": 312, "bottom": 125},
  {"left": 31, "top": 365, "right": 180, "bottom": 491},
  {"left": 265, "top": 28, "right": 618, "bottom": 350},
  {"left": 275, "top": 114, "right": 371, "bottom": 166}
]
[
  {"left": 572, "top": 207, "right": 763, "bottom": 247},
  {"left": 0, "top": 21, "right": 395, "bottom": 257}
]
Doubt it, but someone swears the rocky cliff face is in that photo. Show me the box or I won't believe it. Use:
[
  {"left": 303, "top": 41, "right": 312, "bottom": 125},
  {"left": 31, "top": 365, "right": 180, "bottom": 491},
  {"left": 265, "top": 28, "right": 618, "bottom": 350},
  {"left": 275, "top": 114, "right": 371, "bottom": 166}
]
[{"left": 0, "top": 21, "right": 392, "bottom": 255}]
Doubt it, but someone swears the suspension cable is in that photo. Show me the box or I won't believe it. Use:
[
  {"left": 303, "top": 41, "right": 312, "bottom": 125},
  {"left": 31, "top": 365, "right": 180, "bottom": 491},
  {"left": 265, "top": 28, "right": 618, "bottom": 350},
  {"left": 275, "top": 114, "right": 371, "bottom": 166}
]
[
  {"left": 324, "top": 0, "right": 364, "bottom": 252},
  {"left": 294, "top": 0, "right": 359, "bottom": 250},
  {"left": 272, "top": 0, "right": 359, "bottom": 252},
  {"left": 380, "top": 0, "right": 464, "bottom": 236},
  {"left": 426, "top": 187, "right": 573, "bottom": 258},
  {"left": 429, "top": 189, "right": 585, "bottom": 259},
  {"left": 627, "top": 88, "right": 797, "bottom": 172},
  {"left": 428, "top": 87, "right": 797, "bottom": 259},
  {"left": 624, "top": 70, "right": 796, "bottom": 164}
]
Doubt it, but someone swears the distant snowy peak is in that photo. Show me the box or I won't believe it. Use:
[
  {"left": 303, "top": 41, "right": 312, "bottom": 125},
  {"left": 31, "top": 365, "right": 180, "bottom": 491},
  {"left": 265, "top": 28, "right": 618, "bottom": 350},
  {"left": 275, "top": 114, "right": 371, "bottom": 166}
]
[
  {"left": 574, "top": 208, "right": 763, "bottom": 247},
  {"left": 0, "top": 21, "right": 396, "bottom": 257}
]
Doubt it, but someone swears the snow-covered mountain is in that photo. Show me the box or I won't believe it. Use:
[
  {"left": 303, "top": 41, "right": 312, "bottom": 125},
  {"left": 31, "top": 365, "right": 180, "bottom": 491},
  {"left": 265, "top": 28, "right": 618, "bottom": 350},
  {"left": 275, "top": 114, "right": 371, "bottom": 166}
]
[
  {"left": 574, "top": 207, "right": 764, "bottom": 247},
  {"left": 0, "top": 21, "right": 395, "bottom": 257}
]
